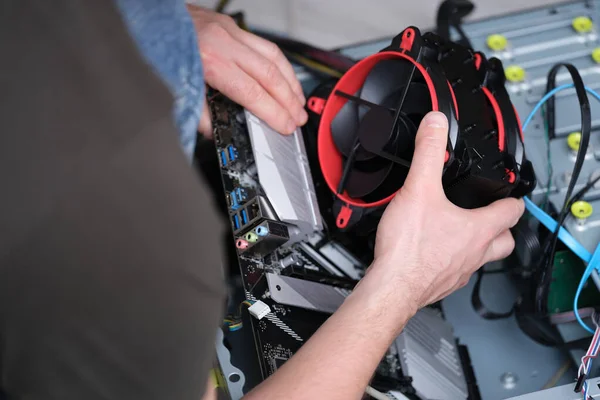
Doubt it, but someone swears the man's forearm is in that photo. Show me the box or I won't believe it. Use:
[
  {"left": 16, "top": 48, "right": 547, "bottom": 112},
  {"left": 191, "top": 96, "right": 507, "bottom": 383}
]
[{"left": 244, "top": 261, "right": 417, "bottom": 400}]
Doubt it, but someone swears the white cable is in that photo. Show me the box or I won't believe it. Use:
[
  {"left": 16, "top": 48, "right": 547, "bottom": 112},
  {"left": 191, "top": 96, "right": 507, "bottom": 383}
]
[
  {"left": 365, "top": 385, "right": 391, "bottom": 400},
  {"left": 387, "top": 390, "right": 412, "bottom": 400},
  {"left": 365, "top": 385, "right": 411, "bottom": 400}
]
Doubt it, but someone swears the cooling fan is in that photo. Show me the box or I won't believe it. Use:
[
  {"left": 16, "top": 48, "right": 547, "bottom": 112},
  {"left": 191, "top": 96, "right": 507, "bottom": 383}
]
[{"left": 306, "top": 27, "right": 536, "bottom": 230}]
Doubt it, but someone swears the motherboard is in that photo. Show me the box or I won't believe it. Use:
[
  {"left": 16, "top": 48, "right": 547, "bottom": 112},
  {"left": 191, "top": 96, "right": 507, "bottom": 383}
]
[
  {"left": 210, "top": 93, "right": 358, "bottom": 375},
  {"left": 208, "top": 93, "right": 480, "bottom": 399}
]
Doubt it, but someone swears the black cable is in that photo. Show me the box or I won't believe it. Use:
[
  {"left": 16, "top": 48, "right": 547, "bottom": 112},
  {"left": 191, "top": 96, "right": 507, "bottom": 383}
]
[
  {"left": 435, "top": 0, "right": 475, "bottom": 48},
  {"left": 252, "top": 30, "right": 356, "bottom": 74},
  {"left": 569, "top": 174, "right": 600, "bottom": 205},
  {"left": 534, "top": 63, "right": 591, "bottom": 315}
]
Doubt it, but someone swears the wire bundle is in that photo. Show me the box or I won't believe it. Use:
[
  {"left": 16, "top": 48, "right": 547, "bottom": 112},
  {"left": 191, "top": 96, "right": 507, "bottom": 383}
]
[
  {"left": 576, "top": 313, "right": 600, "bottom": 399},
  {"left": 529, "top": 65, "right": 591, "bottom": 317},
  {"left": 521, "top": 75, "right": 600, "bottom": 398},
  {"left": 522, "top": 82, "right": 600, "bottom": 334},
  {"left": 223, "top": 300, "right": 255, "bottom": 332}
]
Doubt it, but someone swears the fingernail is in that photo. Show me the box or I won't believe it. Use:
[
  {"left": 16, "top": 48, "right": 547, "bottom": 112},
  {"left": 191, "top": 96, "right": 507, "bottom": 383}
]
[
  {"left": 286, "top": 119, "right": 297, "bottom": 134},
  {"left": 423, "top": 111, "right": 448, "bottom": 129}
]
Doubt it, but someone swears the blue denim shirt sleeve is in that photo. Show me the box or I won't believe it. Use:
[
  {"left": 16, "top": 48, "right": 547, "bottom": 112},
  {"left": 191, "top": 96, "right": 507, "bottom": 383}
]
[{"left": 114, "top": 0, "right": 204, "bottom": 159}]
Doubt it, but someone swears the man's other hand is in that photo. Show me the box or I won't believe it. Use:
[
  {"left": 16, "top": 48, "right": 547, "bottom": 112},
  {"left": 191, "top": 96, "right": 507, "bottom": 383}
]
[
  {"left": 371, "top": 111, "right": 525, "bottom": 313},
  {"left": 187, "top": 5, "right": 308, "bottom": 137}
]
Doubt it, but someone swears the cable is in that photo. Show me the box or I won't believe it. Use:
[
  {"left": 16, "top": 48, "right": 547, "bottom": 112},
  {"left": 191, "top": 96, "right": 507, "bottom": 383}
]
[
  {"left": 519, "top": 83, "right": 600, "bottom": 337},
  {"left": 435, "top": 1, "right": 475, "bottom": 48},
  {"left": 571, "top": 174, "right": 600, "bottom": 205},
  {"left": 550, "top": 308, "right": 595, "bottom": 325},
  {"left": 286, "top": 52, "right": 344, "bottom": 78},
  {"left": 252, "top": 30, "right": 356, "bottom": 74},
  {"left": 520, "top": 71, "right": 591, "bottom": 316},
  {"left": 524, "top": 198, "right": 591, "bottom": 262},
  {"left": 540, "top": 105, "right": 553, "bottom": 210},
  {"left": 536, "top": 68, "right": 590, "bottom": 316},
  {"left": 365, "top": 385, "right": 392, "bottom": 400},
  {"left": 471, "top": 268, "right": 514, "bottom": 319},
  {"left": 223, "top": 299, "right": 256, "bottom": 331},
  {"left": 576, "top": 314, "right": 600, "bottom": 398}
]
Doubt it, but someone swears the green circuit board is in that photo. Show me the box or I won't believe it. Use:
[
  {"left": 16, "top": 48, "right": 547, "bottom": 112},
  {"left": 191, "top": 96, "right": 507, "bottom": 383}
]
[{"left": 548, "top": 250, "right": 600, "bottom": 314}]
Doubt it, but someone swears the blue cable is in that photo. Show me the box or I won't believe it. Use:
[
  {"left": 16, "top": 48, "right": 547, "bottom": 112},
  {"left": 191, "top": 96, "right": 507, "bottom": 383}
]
[
  {"left": 521, "top": 84, "right": 596, "bottom": 263},
  {"left": 521, "top": 84, "right": 600, "bottom": 334},
  {"left": 521, "top": 84, "right": 600, "bottom": 131},
  {"left": 523, "top": 197, "right": 592, "bottom": 262}
]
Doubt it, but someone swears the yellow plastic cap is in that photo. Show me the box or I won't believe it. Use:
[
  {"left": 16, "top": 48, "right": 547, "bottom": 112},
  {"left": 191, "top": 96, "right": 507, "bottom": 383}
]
[
  {"left": 486, "top": 34, "right": 508, "bottom": 51},
  {"left": 505, "top": 65, "right": 525, "bottom": 82},
  {"left": 592, "top": 47, "right": 600, "bottom": 63},
  {"left": 571, "top": 201, "right": 593, "bottom": 219},
  {"left": 567, "top": 132, "right": 582, "bottom": 151},
  {"left": 572, "top": 16, "right": 593, "bottom": 33}
]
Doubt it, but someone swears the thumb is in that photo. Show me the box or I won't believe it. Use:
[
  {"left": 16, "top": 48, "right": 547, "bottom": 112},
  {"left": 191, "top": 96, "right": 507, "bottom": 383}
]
[{"left": 404, "top": 111, "right": 449, "bottom": 192}]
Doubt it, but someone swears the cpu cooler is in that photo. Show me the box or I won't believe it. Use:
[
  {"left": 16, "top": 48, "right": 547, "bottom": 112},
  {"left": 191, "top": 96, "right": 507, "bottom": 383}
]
[{"left": 305, "top": 27, "right": 536, "bottom": 230}]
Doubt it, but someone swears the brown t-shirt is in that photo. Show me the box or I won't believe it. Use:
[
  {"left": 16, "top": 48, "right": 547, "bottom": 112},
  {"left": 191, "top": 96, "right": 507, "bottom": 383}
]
[{"left": 0, "top": 2, "right": 225, "bottom": 399}]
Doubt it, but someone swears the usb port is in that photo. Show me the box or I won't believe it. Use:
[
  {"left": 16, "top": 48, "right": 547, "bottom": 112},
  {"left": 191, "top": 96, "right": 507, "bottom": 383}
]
[
  {"left": 232, "top": 214, "right": 240, "bottom": 230},
  {"left": 234, "top": 188, "right": 246, "bottom": 203},
  {"left": 227, "top": 145, "right": 237, "bottom": 162},
  {"left": 230, "top": 194, "right": 239, "bottom": 210},
  {"left": 241, "top": 209, "right": 248, "bottom": 225},
  {"left": 220, "top": 150, "right": 227, "bottom": 167}
]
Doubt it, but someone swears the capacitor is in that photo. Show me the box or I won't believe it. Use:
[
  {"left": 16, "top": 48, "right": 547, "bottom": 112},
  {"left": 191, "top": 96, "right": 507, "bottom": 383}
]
[{"left": 280, "top": 254, "right": 300, "bottom": 269}]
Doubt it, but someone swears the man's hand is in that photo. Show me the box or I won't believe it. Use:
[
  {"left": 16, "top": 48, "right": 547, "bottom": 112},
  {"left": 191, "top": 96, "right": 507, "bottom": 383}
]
[
  {"left": 370, "top": 111, "right": 525, "bottom": 314},
  {"left": 187, "top": 5, "right": 308, "bottom": 137},
  {"left": 244, "top": 112, "right": 524, "bottom": 400}
]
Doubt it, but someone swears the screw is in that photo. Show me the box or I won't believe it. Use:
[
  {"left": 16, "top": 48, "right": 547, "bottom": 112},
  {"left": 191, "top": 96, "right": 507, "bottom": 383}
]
[{"left": 501, "top": 372, "right": 518, "bottom": 390}]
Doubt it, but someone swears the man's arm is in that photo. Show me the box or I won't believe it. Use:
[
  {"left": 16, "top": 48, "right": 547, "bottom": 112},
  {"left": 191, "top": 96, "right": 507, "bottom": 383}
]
[
  {"left": 244, "top": 268, "right": 416, "bottom": 400},
  {"left": 0, "top": 3, "right": 225, "bottom": 399},
  {"left": 244, "top": 112, "right": 524, "bottom": 399}
]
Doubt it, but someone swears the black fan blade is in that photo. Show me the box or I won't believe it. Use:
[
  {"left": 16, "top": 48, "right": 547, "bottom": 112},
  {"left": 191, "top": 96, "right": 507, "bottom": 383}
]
[
  {"left": 330, "top": 88, "right": 362, "bottom": 157},
  {"left": 358, "top": 107, "right": 413, "bottom": 169},
  {"left": 362, "top": 163, "right": 411, "bottom": 203},
  {"left": 346, "top": 157, "right": 394, "bottom": 198},
  {"left": 346, "top": 82, "right": 430, "bottom": 199},
  {"left": 359, "top": 59, "right": 417, "bottom": 119},
  {"left": 331, "top": 59, "right": 418, "bottom": 161}
]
